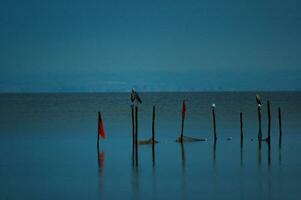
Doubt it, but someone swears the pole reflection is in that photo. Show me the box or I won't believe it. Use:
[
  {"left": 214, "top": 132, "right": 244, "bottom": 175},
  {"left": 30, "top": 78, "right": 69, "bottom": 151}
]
[
  {"left": 240, "top": 140, "right": 243, "bottom": 167},
  {"left": 97, "top": 148, "right": 105, "bottom": 173},
  {"left": 180, "top": 142, "right": 187, "bottom": 200},
  {"left": 97, "top": 148, "right": 105, "bottom": 197},
  {"left": 257, "top": 141, "right": 262, "bottom": 167},
  {"left": 213, "top": 140, "right": 216, "bottom": 168},
  {"left": 152, "top": 143, "right": 156, "bottom": 168}
]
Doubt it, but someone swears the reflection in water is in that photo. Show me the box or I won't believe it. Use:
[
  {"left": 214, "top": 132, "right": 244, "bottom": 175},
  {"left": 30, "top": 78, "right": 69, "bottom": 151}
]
[
  {"left": 240, "top": 140, "right": 243, "bottom": 167},
  {"left": 279, "top": 145, "right": 282, "bottom": 167},
  {"left": 213, "top": 140, "right": 216, "bottom": 167},
  {"left": 180, "top": 142, "right": 187, "bottom": 200},
  {"left": 97, "top": 149, "right": 105, "bottom": 197},
  {"left": 97, "top": 149, "right": 105, "bottom": 173},
  {"left": 132, "top": 140, "right": 139, "bottom": 169},
  {"left": 267, "top": 141, "right": 271, "bottom": 168},
  {"left": 152, "top": 144, "right": 156, "bottom": 168},
  {"left": 131, "top": 165, "right": 139, "bottom": 200},
  {"left": 257, "top": 141, "right": 262, "bottom": 167},
  {"left": 151, "top": 144, "right": 157, "bottom": 199},
  {"left": 131, "top": 141, "right": 137, "bottom": 168},
  {"left": 257, "top": 140, "right": 272, "bottom": 169},
  {"left": 180, "top": 142, "right": 186, "bottom": 170}
]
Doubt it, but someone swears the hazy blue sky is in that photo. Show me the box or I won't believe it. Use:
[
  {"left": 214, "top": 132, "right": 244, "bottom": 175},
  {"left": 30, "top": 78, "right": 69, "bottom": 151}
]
[{"left": 0, "top": 0, "right": 301, "bottom": 92}]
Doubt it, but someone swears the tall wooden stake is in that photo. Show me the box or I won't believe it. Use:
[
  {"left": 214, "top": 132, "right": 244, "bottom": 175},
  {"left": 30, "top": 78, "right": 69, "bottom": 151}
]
[
  {"left": 135, "top": 106, "right": 138, "bottom": 167},
  {"left": 152, "top": 106, "right": 155, "bottom": 143},
  {"left": 152, "top": 105, "right": 156, "bottom": 167},
  {"left": 212, "top": 106, "right": 217, "bottom": 141},
  {"left": 278, "top": 107, "right": 282, "bottom": 148},
  {"left": 131, "top": 106, "right": 135, "bottom": 166},
  {"left": 180, "top": 104, "right": 185, "bottom": 143},
  {"left": 257, "top": 105, "right": 262, "bottom": 141},
  {"left": 266, "top": 100, "right": 271, "bottom": 142},
  {"left": 131, "top": 105, "right": 135, "bottom": 148},
  {"left": 240, "top": 112, "right": 243, "bottom": 142},
  {"left": 97, "top": 112, "right": 100, "bottom": 150}
]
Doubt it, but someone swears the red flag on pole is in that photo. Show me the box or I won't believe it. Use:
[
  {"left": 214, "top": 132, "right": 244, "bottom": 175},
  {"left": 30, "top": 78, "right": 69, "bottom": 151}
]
[
  {"left": 98, "top": 112, "right": 106, "bottom": 139},
  {"left": 182, "top": 101, "right": 186, "bottom": 120}
]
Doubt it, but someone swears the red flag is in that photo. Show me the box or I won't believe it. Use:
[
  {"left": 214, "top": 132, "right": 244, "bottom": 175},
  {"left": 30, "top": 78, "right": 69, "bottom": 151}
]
[
  {"left": 98, "top": 112, "right": 106, "bottom": 139},
  {"left": 182, "top": 101, "right": 186, "bottom": 120}
]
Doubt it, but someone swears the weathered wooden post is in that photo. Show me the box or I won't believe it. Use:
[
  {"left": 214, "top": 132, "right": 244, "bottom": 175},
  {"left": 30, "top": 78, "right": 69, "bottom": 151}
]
[
  {"left": 180, "top": 101, "right": 186, "bottom": 143},
  {"left": 257, "top": 104, "right": 262, "bottom": 141},
  {"left": 256, "top": 94, "right": 262, "bottom": 141},
  {"left": 266, "top": 100, "right": 271, "bottom": 142},
  {"left": 135, "top": 106, "right": 138, "bottom": 166},
  {"left": 152, "top": 106, "right": 155, "bottom": 144},
  {"left": 97, "top": 112, "right": 101, "bottom": 150},
  {"left": 240, "top": 112, "right": 243, "bottom": 142},
  {"left": 131, "top": 105, "right": 135, "bottom": 147},
  {"left": 131, "top": 105, "right": 135, "bottom": 166},
  {"left": 152, "top": 105, "right": 156, "bottom": 167},
  {"left": 278, "top": 107, "right": 282, "bottom": 148},
  {"left": 211, "top": 104, "right": 217, "bottom": 141}
]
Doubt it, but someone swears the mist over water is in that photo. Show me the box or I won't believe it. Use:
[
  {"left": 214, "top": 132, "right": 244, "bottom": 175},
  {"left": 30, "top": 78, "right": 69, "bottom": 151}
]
[{"left": 0, "top": 92, "right": 301, "bottom": 199}]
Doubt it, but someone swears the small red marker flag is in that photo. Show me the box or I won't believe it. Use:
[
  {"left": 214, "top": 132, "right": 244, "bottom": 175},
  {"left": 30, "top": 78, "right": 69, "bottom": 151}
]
[
  {"left": 182, "top": 101, "right": 186, "bottom": 120},
  {"left": 98, "top": 112, "right": 106, "bottom": 139}
]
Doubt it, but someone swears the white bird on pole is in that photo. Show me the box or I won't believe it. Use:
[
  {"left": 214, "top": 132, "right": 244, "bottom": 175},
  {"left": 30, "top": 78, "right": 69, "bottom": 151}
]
[{"left": 256, "top": 94, "right": 262, "bottom": 106}]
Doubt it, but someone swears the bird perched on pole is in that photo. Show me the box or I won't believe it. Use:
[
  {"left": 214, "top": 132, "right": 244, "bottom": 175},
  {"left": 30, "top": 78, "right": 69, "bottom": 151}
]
[
  {"left": 131, "top": 88, "right": 142, "bottom": 106},
  {"left": 256, "top": 94, "right": 262, "bottom": 106}
]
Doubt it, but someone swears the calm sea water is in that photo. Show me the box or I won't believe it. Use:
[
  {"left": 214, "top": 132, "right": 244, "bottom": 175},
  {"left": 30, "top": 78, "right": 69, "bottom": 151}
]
[{"left": 0, "top": 92, "right": 301, "bottom": 200}]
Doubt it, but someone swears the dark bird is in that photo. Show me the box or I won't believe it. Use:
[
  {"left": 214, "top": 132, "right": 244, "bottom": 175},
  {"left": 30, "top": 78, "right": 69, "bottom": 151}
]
[
  {"left": 131, "top": 88, "right": 142, "bottom": 105},
  {"left": 256, "top": 94, "right": 262, "bottom": 106}
]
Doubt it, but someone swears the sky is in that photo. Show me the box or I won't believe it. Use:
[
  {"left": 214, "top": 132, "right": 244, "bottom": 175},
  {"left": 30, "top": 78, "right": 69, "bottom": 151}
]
[{"left": 0, "top": 0, "right": 301, "bottom": 92}]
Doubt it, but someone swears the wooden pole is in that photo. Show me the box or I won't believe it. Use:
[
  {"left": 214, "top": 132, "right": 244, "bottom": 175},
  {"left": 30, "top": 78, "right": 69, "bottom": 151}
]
[
  {"left": 267, "top": 100, "right": 271, "bottom": 142},
  {"left": 135, "top": 106, "right": 138, "bottom": 166},
  {"left": 257, "top": 105, "right": 262, "bottom": 141},
  {"left": 97, "top": 112, "right": 100, "bottom": 150},
  {"left": 131, "top": 105, "right": 135, "bottom": 147},
  {"left": 152, "top": 106, "right": 155, "bottom": 143},
  {"left": 240, "top": 112, "right": 243, "bottom": 142},
  {"left": 212, "top": 106, "right": 217, "bottom": 141},
  {"left": 180, "top": 102, "right": 185, "bottom": 143},
  {"left": 152, "top": 105, "right": 156, "bottom": 167},
  {"left": 278, "top": 107, "right": 282, "bottom": 148},
  {"left": 131, "top": 106, "right": 135, "bottom": 166}
]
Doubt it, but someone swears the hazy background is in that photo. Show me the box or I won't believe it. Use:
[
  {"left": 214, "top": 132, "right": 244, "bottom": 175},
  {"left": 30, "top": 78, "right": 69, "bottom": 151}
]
[{"left": 0, "top": 0, "right": 301, "bottom": 92}]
